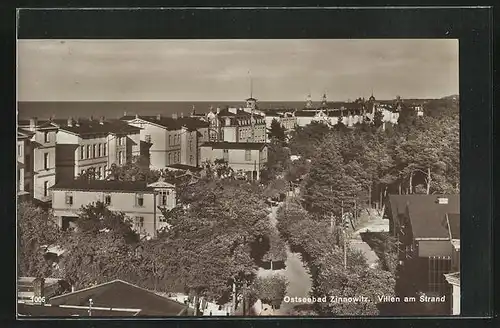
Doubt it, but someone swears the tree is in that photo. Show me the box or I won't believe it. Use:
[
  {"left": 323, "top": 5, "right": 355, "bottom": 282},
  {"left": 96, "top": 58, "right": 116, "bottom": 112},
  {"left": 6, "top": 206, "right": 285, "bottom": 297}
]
[
  {"left": 373, "top": 109, "right": 384, "bottom": 128},
  {"left": 397, "top": 103, "right": 418, "bottom": 130},
  {"left": 249, "top": 275, "right": 289, "bottom": 309},
  {"left": 76, "top": 167, "right": 98, "bottom": 181},
  {"left": 261, "top": 140, "right": 291, "bottom": 183},
  {"left": 268, "top": 119, "right": 286, "bottom": 142},
  {"left": 288, "top": 122, "right": 331, "bottom": 159},
  {"left": 75, "top": 201, "right": 139, "bottom": 244},
  {"left": 18, "top": 201, "right": 62, "bottom": 278},
  {"left": 302, "top": 135, "right": 362, "bottom": 223},
  {"left": 201, "top": 159, "right": 235, "bottom": 180},
  {"left": 57, "top": 230, "right": 138, "bottom": 290},
  {"left": 160, "top": 179, "right": 272, "bottom": 303},
  {"left": 108, "top": 155, "right": 163, "bottom": 183}
]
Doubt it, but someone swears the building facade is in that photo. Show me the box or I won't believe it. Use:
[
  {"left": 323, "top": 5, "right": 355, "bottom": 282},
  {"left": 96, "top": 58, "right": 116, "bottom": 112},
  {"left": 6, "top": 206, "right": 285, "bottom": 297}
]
[
  {"left": 199, "top": 142, "right": 268, "bottom": 180},
  {"left": 50, "top": 178, "right": 176, "bottom": 238},
  {"left": 121, "top": 114, "right": 209, "bottom": 170},
  {"left": 17, "top": 129, "right": 34, "bottom": 200},
  {"left": 54, "top": 117, "right": 141, "bottom": 182},
  {"left": 18, "top": 118, "right": 59, "bottom": 203},
  {"left": 386, "top": 194, "right": 459, "bottom": 314}
]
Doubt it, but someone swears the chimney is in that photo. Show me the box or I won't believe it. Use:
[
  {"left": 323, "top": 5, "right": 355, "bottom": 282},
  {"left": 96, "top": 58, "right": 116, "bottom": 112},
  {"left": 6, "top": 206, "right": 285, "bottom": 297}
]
[
  {"left": 67, "top": 117, "right": 73, "bottom": 127},
  {"left": 216, "top": 107, "right": 221, "bottom": 114},
  {"left": 124, "top": 111, "right": 127, "bottom": 117},
  {"left": 75, "top": 118, "right": 80, "bottom": 127},
  {"left": 90, "top": 115, "right": 94, "bottom": 121},
  {"left": 49, "top": 114, "right": 55, "bottom": 121},
  {"left": 135, "top": 114, "right": 139, "bottom": 119},
  {"left": 99, "top": 116, "right": 104, "bottom": 125},
  {"left": 172, "top": 113, "right": 178, "bottom": 119},
  {"left": 29, "top": 117, "right": 38, "bottom": 131},
  {"left": 32, "top": 277, "right": 45, "bottom": 304},
  {"left": 437, "top": 197, "right": 449, "bottom": 205},
  {"left": 157, "top": 114, "right": 161, "bottom": 120},
  {"left": 180, "top": 112, "right": 184, "bottom": 118}
]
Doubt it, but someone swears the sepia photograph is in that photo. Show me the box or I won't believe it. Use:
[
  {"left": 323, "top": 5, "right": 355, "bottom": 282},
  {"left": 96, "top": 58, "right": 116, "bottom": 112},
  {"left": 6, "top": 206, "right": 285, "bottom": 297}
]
[{"left": 17, "top": 38, "right": 460, "bottom": 317}]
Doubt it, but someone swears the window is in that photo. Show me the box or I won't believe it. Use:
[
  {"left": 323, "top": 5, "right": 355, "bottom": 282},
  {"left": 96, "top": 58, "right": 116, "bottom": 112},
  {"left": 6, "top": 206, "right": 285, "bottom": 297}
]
[
  {"left": 104, "top": 194, "right": 111, "bottom": 205},
  {"left": 245, "top": 150, "right": 251, "bottom": 161},
  {"left": 18, "top": 144, "right": 22, "bottom": 157},
  {"left": 43, "top": 181, "right": 49, "bottom": 197},
  {"left": 104, "top": 165, "right": 108, "bottom": 177},
  {"left": 118, "top": 137, "right": 122, "bottom": 146},
  {"left": 44, "top": 153, "right": 49, "bottom": 169},
  {"left": 134, "top": 217, "right": 144, "bottom": 231},
  {"left": 159, "top": 191, "right": 168, "bottom": 206},
  {"left": 65, "top": 192, "right": 73, "bottom": 205},
  {"left": 189, "top": 155, "right": 193, "bottom": 164},
  {"left": 145, "top": 135, "right": 151, "bottom": 143},
  {"left": 118, "top": 151, "right": 123, "bottom": 165},
  {"left": 159, "top": 216, "right": 167, "bottom": 223},
  {"left": 44, "top": 132, "right": 49, "bottom": 143},
  {"left": 428, "top": 256, "right": 452, "bottom": 293},
  {"left": 103, "top": 143, "right": 107, "bottom": 156},
  {"left": 86, "top": 145, "right": 91, "bottom": 158},
  {"left": 135, "top": 193, "right": 144, "bottom": 207},
  {"left": 92, "top": 144, "right": 96, "bottom": 158},
  {"left": 98, "top": 144, "right": 102, "bottom": 157},
  {"left": 169, "top": 135, "right": 172, "bottom": 146},
  {"left": 80, "top": 146, "right": 85, "bottom": 159},
  {"left": 223, "top": 149, "right": 229, "bottom": 161},
  {"left": 98, "top": 167, "right": 102, "bottom": 179}
]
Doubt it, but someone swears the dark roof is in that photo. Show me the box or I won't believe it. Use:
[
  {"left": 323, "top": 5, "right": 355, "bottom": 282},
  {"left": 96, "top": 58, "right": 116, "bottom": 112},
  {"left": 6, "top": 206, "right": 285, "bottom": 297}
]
[
  {"left": 388, "top": 194, "right": 460, "bottom": 239},
  {"left": 47, "top": 118, "right": 140, "bottom": 136},
  {"left": 121, "top": 115, "right": 208, "bottom": 131},
  {"left": 446, "top": 213, "right": 460, "bottom": 239},
  {"left": 201, "top": 142, "right": 267, "bottom": 150},
  {"left": 48, "top": 280, "right": 189, "bottom": 316},
  {"left": 50, "top": 180, "right": 154, "bottom": 192},
  {"left": 18, "top": 128, "right": 34, "bottom": 139},
  {"left": 167, "top": 164, "right": 203, "bottom": 172},
  {"left": 18, "top": 120, "right": 59, "bottom": 130},
  {"left": 18, "top": 303, "right": 137, "bottom": 317}
]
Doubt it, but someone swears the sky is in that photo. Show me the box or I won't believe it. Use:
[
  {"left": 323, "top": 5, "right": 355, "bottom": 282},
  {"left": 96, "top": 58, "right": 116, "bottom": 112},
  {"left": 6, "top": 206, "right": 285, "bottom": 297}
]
[{"left": 17, "top": 39, "right": 459, "bottom": 102}]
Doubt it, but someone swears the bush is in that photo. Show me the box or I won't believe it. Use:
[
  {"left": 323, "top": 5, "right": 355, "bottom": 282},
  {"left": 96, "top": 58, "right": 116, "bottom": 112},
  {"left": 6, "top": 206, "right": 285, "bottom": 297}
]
[{"left": 250, "top": 275, "right": 289, "bottom": 308}]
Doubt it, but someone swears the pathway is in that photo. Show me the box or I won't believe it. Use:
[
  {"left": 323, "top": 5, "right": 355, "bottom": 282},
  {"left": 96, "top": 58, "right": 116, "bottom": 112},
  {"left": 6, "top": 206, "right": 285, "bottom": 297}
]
[
  {"left": 349, "top": 210, "right": 390, "bottom": 268},
  {"left": 255, "top": 202, "right": 312, "bottom": 315}
]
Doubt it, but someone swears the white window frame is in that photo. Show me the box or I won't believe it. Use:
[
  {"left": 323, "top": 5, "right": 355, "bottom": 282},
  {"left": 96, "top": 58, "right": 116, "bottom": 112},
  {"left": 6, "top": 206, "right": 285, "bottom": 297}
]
[
  {"left": 65, "top": 192, "right": 73, "bottom": 205},
  {"left": 43, "top": 153, "right": 49, "bottom": 170}
]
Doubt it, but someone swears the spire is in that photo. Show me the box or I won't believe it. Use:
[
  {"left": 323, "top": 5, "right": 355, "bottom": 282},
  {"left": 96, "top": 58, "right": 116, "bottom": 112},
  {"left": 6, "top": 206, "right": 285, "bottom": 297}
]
[
  {"left": 249, "top": 70, "right": 253, "bottom": 98},
  {"left": 192, "top": 104, "right": 196, "bottom": 115},
  {"left": 305, "top": 92, "right": 313, "bottom": 108}
]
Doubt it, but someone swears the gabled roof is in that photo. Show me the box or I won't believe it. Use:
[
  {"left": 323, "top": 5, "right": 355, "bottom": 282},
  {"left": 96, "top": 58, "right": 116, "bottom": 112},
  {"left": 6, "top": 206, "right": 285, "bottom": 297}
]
[
  {"left": 18, "top": 128, "right": 35, "bottom": 139},
  {"left": 167, "top": 164, "right": 203, "bottom": 172},
  {"left": 121, "top": 115, "right": 208, "bottom": 131},
  {"left": 18, "top": 120, "right": 59, "bottom": 131},
  {"left": 387, "top": 194, "right": 460, "bottom": 239},
  {"left": 446, "top": 213, "right": 460, "bottom": 239},
  {"left": 48, "top": 279, "right": 190, "bottom": 316},
  {"left": 50, "top": 180, "right": 154, "bottom": 192},
  {"left": 201, "top": 142, "right": 268, "bottom": 150},
  {"left": 51, "top": 119, "right": 140, "bottom": 136},
  {"left": 18, "top": 303, "right": 139, "bottom": 317}
]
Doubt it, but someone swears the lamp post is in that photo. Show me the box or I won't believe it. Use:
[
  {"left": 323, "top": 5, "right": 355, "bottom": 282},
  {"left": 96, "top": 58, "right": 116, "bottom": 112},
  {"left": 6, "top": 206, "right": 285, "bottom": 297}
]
[{"left": 88, "top": 298, "right": 93, "bottom": 317}]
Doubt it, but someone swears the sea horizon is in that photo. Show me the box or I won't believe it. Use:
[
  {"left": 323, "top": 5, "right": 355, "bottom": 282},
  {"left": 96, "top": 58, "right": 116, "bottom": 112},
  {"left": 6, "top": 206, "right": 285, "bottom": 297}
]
[{"left": 17, "top": 97, "right": 446, "bottom": 120}]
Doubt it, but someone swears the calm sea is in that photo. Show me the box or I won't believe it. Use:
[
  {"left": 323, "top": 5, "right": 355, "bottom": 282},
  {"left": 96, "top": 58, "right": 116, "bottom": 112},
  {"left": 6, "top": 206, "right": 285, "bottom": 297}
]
[{"left": 17, "top": 101, "right": 317, "bottom": 120}]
